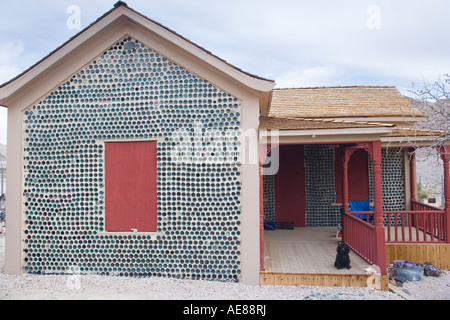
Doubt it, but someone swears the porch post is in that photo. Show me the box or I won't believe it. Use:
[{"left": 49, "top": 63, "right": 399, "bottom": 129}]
[
  {"left": 259, "top": 144, "right": 268, "bottom": 271},
  {"left": 342, "top": 148, "right": 357, "bottom": 213},
  {"left": 440, "top": 146, "right": 450, "bottom": 243},
  {"left": 342, "top": 150, "right": 350, "bottom": 213},
  {"left": 342, "top": 148, "right": 357, "bottom": 244},
  {"left": 371, "top": 141, "right": 387, "bottom": 273},
  {"left": 410, "top": 150, "right": 417, "bottom": 201}
]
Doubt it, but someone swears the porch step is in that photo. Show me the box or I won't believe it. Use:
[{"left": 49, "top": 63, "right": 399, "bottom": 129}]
[{"left": 260, "top": 271, "right": 389, "bottom": 290}]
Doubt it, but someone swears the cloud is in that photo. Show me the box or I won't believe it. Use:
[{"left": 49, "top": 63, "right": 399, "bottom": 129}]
[
  {"left": 0, "top": 1, "right": 449, "bottom": 104},
  {"left": 0, "top": 41, "right": 25, "bottom": 85},
  {"left": 275, "top": 66, "right": 342, "bottom": 88}
]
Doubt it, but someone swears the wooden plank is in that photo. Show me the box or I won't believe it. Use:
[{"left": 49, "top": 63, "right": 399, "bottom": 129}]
[
  {"left": 389, "top": 283, "right": 412, "bottom": 300},
  {"left": 260, "top": 272, "right": 386, "bottom": 288},
  {"left": 260, "top": 272, "right": 389, "bottom": 290},
  {"left": 386, "top": 243, "right": 450, "bottom": 269}
]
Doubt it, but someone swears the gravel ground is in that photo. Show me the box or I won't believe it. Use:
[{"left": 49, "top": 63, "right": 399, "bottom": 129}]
[{"left": 0, "top": 234, "right": 448, "bottom": 300}]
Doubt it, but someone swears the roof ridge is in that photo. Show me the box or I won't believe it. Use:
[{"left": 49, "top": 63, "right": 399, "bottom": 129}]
[{"left": 114, "top": 1, "right": 128, "bottom": 8}]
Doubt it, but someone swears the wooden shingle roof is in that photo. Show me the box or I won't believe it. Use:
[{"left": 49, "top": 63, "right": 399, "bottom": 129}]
[{"left": 268, "top": 86, "right": 424, "bottom": 119}]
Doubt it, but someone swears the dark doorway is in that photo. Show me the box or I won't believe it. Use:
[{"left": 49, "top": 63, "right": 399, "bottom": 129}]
[{"left": 274, "top": 145, "right": 306, "bottom": 227}]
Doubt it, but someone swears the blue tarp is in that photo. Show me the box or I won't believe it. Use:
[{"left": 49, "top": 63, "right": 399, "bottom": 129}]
[
  {"left": 393, "top": 260, "right": 424, "bottom": 282},
  {"left": 264, "top": 220, "right": 276, "bottom": 230},
  {"left": 349, "top": 200, "right": 374, "bottom": 220}
]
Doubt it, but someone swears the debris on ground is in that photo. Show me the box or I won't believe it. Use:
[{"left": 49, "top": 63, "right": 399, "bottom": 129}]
[
  {"left": 263, "top": 221, "right": 294, "bottom": 230},
  {"left": 386, "top": 259, "right": 448, "bottom": 300},
  {"left": 424, "top": 262, "right": 441, "bottom": 277}
]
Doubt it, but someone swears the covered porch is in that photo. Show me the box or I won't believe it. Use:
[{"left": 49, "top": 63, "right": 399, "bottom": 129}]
[
  {"left": 260, "top": 225, "right": 449, "bottom": 288},
  {"left": 258, "top": 87, "right": 450, "bottom": 289},
  {"left": 259, "top": 140, "right": 450, "bottom": 289},
  {"left": 340, "top": 143, "right": 450, "bottom": 271}
]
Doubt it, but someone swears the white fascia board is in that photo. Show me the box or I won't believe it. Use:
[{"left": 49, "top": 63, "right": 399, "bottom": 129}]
[
  {"left": 260, "top": 127, "right": 393, "bottom": 138},
  {"left": 381, "top": 136, "right": 443, "bottom": 143},
  {"left": 325, "top": 116, "right": 426, "bottom": 123}
]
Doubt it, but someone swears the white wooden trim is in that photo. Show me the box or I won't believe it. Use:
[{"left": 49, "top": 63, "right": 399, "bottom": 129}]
[{"left": 260, "top": 127, "right": 393, "bottom": 138}]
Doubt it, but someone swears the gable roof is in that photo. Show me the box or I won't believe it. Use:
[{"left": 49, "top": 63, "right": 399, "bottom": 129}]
[
  {"left": 267, "top": 86, "right": 424, "bottom": 119},
  {"left": 0, "top": 1, "right": 274, "bottom": 107}
]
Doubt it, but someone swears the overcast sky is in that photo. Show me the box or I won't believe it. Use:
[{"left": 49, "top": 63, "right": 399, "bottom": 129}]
[{"left": 0, "top": 0, "right": 449, "bottom": 145}]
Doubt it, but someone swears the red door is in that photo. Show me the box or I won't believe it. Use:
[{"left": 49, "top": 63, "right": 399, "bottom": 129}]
[
  {"left": 104, "top": 141, "right": 158, "bottom": 232},
  {"left": 274, "top": 145, "right": 306, "bottom": 227}
]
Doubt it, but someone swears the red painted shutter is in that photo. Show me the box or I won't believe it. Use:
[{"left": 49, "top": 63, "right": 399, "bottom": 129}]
[{"left": 104, "top": 141, "right": 157, "bottom": 232}]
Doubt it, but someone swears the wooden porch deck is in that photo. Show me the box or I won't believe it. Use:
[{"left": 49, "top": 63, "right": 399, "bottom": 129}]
[
  {"left": 263, "top": 227, "right": 371, "bottom": 274},
  {"left": 261, "top": 227, "right": 388, "bottom": 288}
]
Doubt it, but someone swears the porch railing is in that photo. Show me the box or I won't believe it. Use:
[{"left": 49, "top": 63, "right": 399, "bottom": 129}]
[
  {"left": 343, "top": 201, "right": 447, "bottom": 266},
  {"left": 345, "top": 202, "right": 446, "bottom": 245},
  {"left": 342, "top": 212, "right": 377, "bottom": 265},
  {"left": 384, "top": 201, "right": 446, "bottom": 243}
]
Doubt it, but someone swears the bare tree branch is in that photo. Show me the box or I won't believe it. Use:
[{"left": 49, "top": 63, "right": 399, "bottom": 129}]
[{"left": 408, "top": 74, "right": 450, "bottom": 156}]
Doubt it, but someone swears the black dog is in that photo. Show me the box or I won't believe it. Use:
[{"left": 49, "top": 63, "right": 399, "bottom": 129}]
[{"left": 334, "top": 242, "right": 351, "bottom": 269}]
